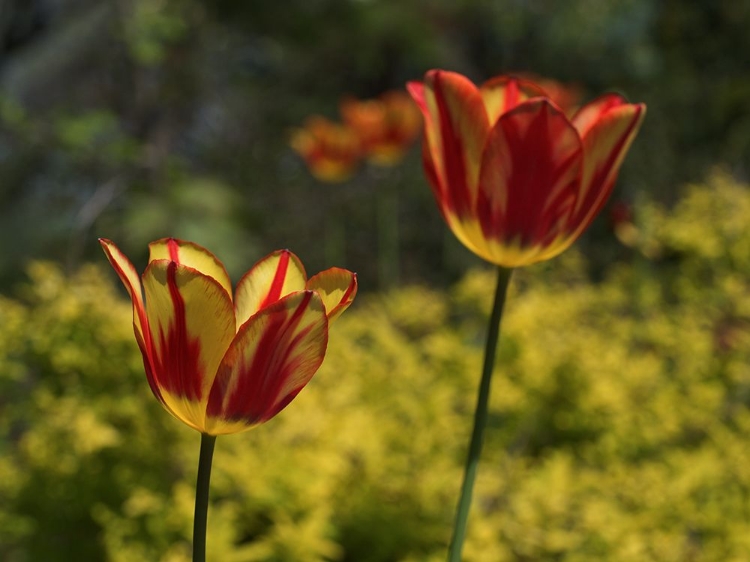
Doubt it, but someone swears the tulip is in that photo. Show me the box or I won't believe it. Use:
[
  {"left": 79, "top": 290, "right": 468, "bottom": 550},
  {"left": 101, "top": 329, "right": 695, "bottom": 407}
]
[
  {"left": 407, "top": 69, "right": 645, "bottom": 562},
  {"left": 340, "top": 90, "right": 422, "bottom": 166},
  {"left": 407, "top": 70, "right": 645, "bottom": 267},
  {"left": 100, "top": 237, "right": 357, "bottom": 435},
  {"left": 290, "top": 116, "right": 362, "bottom": 182},
  {"left": 101, "top": 237, "right": 357, "bottom": 562}
]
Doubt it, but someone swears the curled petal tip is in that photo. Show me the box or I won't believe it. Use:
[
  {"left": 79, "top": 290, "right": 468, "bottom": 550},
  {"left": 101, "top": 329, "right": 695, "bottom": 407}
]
[{"left": 306, "top": 267, "right": 357, "bottom": 322}]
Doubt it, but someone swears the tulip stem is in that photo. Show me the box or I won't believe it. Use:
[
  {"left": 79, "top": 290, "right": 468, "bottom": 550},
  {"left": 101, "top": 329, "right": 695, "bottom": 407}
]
[
  {"left": 377, "top": 184, "right": 399, "bottom": 289},
  {"left": 448, "top": 266, "right": 513, "bottom": 562},
  {"left": 193, "top": 433, "right": 217, "bottom": 562}
]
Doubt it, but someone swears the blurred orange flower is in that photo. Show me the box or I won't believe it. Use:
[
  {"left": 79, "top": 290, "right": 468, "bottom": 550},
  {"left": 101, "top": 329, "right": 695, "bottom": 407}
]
[
  {"left": 407, "top": 69, "right": 645, "bottom": 267},
  {"left": 101, "top": 238, "right": 357, "bottom": 435},
  {"left": 290, "top": 116, "right": 362, "bottom": 182},
  {"left": 516, "top": 73, "right": 583, "bottom": 114},
  {"left": 341, "top": 90, "right": 422, "bottom": 166}
]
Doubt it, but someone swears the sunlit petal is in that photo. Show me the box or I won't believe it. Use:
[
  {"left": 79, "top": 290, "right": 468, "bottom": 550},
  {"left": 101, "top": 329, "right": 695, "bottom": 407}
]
[
  {"left": 307, "top": 268, "right": 358, "bottom": 322},
  {"left": 103, "top": 237, "right": 356, "bottom": 435},
  {"left": 234, "top": 249, "right": 307, "bottom": 331},
  {"left": 100, "top": 239, "right": 148, "bottom": 342},
  {"left": 204, "top": 291, "right": 328, "bottom": 435},
  {"left": 99, "top": 238, "right": 163, "bottom": 403},
  {"left": 148, "top": 238, "right": 233, "bottom": 300},
  {"left": 142, "top": 259, "right": 235, "bottom": 430}
]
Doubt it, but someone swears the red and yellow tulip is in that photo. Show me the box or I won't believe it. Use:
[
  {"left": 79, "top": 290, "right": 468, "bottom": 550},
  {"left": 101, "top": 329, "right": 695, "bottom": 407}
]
[
  {"left": 290, "top": 116, "right": 362, "bottom": 182},
  {"left": 340, "top": 90, "right": 422, "bottom": 166},
  {"left": 407, "top": 70, "right": 645, "bottom": 267},
  {"left": 100, "top": 238, "right": 357, "bottom": 435}
]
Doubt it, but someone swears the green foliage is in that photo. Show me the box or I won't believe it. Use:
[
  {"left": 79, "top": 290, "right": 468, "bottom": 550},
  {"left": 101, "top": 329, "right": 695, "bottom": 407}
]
[
  {"left": 55, "top": 111, "right": 140, "bottom": 166},
  {"left": 2, "top": 171, "right": 750, "bottom": 560},
  {"left": 2, "top": 0, "right": 749, "bottom": 288},
  {"left": 122, "top": 0, "right": 189, "bottom": 66}
]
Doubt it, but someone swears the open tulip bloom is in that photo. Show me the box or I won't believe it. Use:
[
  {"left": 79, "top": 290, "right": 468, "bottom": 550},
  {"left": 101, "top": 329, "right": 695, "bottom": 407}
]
[
  {"left": 100, "top": 237, "right": 356, "bottom": 561},
  {"left": 408, "top": 70, "right": 645, "bottom": 561},
  {"left": 407, "top": 70, "right": 645, "bottom": 268}
]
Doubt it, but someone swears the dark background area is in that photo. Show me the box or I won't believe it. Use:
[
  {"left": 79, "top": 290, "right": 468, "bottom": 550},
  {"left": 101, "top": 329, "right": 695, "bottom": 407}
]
[{"left": 1, "top": 0, "right": 748, "bottom": 289}]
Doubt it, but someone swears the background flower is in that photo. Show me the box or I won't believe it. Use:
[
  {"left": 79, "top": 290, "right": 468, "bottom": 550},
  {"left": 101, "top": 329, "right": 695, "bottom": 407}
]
[
  {"left": 290, "top": 116, "right": 363, "bottom": 183},
  {"left": 340, "top": 91, "right": 422, "bottom": 166}
]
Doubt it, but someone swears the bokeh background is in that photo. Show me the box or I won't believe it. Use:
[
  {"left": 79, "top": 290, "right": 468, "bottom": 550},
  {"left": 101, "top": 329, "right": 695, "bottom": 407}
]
[{"left": 2, "top": 0, "right": 750, "bottom": 560}]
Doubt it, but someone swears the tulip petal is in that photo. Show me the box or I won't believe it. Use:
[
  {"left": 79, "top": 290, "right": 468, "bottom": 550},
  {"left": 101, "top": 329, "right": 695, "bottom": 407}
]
[
  {"left": 234, "top": 250, "right": 307, "bottom": 331},
  {"left": 476, "top": 99, "right": 583, "bottom": 266},
  {"left": 100, "top": 238, "right": 166, "bottom": 405},
  {"left": 99, "top": 238, "right": 148, "bottom": 345},
  {"left": 408, "top": 70, "right": 489, "bottom": 221},
  {"left": 204, "top": 290, "right": 328, "bottom": 435},
  {"left": 148, "top": 238, "right": 233, "bottom": 300},
  {"left": 307, "top": 268, "right": 358, "bottom": 322},
  {"left": 142, "top": 259, "right": 236, "bottom": 431},
  {"left": 479, "top": 76, "right": 548, "bottom": 124},
  {"left": 571, "top": 96, "right": 646, "bottom": 238},
  {"left": 571, "top": 93, "right": 626, "bottom": 139}
]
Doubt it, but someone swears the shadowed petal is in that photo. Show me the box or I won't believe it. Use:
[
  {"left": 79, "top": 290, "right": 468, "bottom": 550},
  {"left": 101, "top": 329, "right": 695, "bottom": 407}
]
[
  {"left": 571, "top": 93, "right": 627, "bottom": 139},
  {"left": 408, "top": 70, "right": 489, "bottom": 221},
  {"left": 234, "top": 250, "right": 307, "bottom": 331},
  {"left": 570, "top": 98, "right": 646, "bottom": 239},
  {"left": 148, "top": 238, "right": 233, "bottom": 300},
  {"left": 477, "top": 99, "right": 583, "bottom": 265},
  {"left": 307, "top": 268, "right": 358, "bottom": 322},
  {"left": 204, "top": 291, "right": 328, "bottom": 435},
  {"left": 142, "top": 260, "right": 236, "bottom": 430},
  {"left": 479, "top": 76, "right": 548, "bottom": 124}
]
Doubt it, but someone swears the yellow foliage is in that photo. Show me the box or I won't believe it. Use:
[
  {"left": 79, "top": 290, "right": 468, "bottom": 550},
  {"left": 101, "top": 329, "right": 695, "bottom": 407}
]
[{"left": 1, "top": 170, "right": 750, "bottom": 560}]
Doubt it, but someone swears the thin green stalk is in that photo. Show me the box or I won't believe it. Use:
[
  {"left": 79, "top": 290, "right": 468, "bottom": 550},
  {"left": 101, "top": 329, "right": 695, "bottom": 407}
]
[
  {"left": 377, "top": 186, "right": 399, "bottom": 289},
  {"left": 324, "top": 206, "right": 346, "bottom": 267},
  {"left": 448, "top": 266, "right": 513, "bottom": 562},
  {"left": 193, "top": 433, "right": 217, "bottom": 562}
]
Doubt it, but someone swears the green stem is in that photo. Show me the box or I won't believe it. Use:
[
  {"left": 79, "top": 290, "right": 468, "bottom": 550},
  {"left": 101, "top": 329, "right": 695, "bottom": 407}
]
[
  {"left": 193, "top": 433, "right": 217, "bottom": 562},
  {"left": 377, "top": 186, "right": 399, "bottom": 289},
  {"left": 447, "top": 266, "right": 513, "bottom": 562},
  {"left": 324, "top": 205, "right": 346, "bottom": 267}
]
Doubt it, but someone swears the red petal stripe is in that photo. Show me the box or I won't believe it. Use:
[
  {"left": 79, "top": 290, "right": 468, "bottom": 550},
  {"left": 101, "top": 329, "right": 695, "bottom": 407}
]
[
  {"left": 168, "top": 238, "right": 180, "bottom": 262},
  {"left": 477, "top": 100, "right": 582, "bottom": 247},
  {"left": 150, "top": 261, "right": 204, "bottom": 401},
  {"left": 261, "top": 249, "right": 290, "bottom": 310},
  {"left": 207, "top": 291, "right": 327, "bottom": 426}
]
